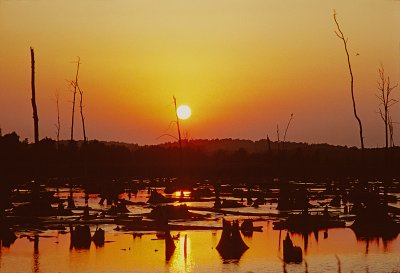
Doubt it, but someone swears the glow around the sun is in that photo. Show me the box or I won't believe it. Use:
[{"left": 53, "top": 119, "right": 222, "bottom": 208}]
[{"left": 177, "top": 105, "right": 192, "bottom": 120}]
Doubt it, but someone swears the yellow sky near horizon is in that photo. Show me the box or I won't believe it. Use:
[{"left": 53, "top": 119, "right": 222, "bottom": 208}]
[{"left": 0, "top": 0, "right": 399, "bottom": 146}]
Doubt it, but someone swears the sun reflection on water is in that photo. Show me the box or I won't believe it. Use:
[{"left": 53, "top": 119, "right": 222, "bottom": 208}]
[
  {"left": 1, "top": 221, "right": 399, "bottom": 272},
  {"left": 174, "top": 190, "right": 192, "bottom": 198},
  {"left": 168, "top": 233, "right": 193, "bottom": 272}
]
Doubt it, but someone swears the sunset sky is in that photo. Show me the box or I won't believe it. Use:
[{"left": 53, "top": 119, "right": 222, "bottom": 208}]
[{"left": 0, "top": 0, "right": 399, "bottom": 147}]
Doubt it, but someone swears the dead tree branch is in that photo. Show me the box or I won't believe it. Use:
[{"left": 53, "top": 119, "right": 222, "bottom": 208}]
[
  {"left": 173, "top": 96, "right": 183, "bottom": 163},
  {"left": 333, "top": 10, "right": 364, "bottom": 150},
  {"left": 376, "top": 64, "right": 398, "bottom": 148},
  {"left": 282, "top": 113, "right": 294, "bottom": 150},
  {"left": 54, "top": 91, "right": 61, "bottom": 145},
  {"left": 77, "top": 85, "right": 87, "bottom": 142},
  {"left": 388, "top": 116, "right": 395, "bottom": 147},
  {"left": 276, "top": 124, "right": 280, "bottom": 153},
  {"left": 156, "top": 134, "right": 178, "bottom": 141},
  {"left": 70, "top": 57, "right": 81, "bottom": 141},
  {"left": 30, "top": 47, "right": 39, "bottom": 144}
]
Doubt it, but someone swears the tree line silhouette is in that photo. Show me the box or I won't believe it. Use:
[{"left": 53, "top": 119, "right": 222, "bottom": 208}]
[{"left": 1, "top": 132, "right": 399, "bottom": 186}]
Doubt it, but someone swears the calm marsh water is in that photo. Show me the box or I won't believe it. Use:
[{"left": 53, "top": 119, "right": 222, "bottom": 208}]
[
  {"left": 1, "top": 223, "right": 399, "bottom": 273},
  {"left": 1, "top": 189, "right": 399, "bottom": 273}
]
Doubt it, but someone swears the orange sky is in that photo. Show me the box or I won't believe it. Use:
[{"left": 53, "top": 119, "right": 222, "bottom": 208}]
[{"left": 0, "top": 0, "right": 399, "bottom": 146}]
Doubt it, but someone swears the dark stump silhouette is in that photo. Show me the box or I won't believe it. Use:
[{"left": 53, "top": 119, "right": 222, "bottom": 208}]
[
  {"left": 92, "top": 227, "right": 105, "bottom": 247},
  {"left": 240, "top": 219, "right": 263, "bottom": 237},
  {"left": 351, "top": 201, "right": 399, "bottom": 240},
  {"left": 165, "top": 230, "right": 176, "bottom": 262},
  {"left": 216, "top": 219, "right": 249, "bottom": 259},
  {"left": 67, "top": 195, "right": 76, "bottom": 209},
  {"left": 283, "top": 233, "right": 302, "bottom": 263},
  {"left": 0, "top": 223, "right": 17, "bottom": 247},
  {"left": 107, "top": 199, "right": 130, "bottom": 215},
  {"left": 147, "top": 190, "right": 169, "bottom": 204},
  {"left": 70, "top": 225, "right": 91, "bottom": 249}
]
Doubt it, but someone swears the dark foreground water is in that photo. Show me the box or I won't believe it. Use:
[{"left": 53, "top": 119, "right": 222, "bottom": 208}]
[
  {"left": 1, "top": 222, "right": 399, "bottom": 273},
  {"left": 1, "top": 189, "right": 399, "bottom": 273}
]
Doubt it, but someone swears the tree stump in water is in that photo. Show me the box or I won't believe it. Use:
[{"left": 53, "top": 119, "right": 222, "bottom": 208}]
[
  {"left": 216, "top": 219, "right": 249, "bottom": 259},
  {"left": 70, "top": 225, "right": 91, "bottom": 249},
  {"left": 283, "top": 233, "right": 302, "bottom": 263}
]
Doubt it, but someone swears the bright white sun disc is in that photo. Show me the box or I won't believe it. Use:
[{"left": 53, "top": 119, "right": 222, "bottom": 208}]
[{"left": 177, "top": 105, "right": 191, "bottom": 120}]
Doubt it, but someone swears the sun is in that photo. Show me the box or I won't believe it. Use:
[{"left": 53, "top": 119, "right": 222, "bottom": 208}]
[{"left": 177, "top": 105, "right": 191, "bottom": 120}]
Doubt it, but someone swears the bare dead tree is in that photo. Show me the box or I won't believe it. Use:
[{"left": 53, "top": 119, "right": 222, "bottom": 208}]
[
  {"left": 30, "top": 47, "right": 39, "bottom": 144},
  {"left": 157, "top": 97, "right": 188, "bottom": 163},
  {"left": 156, "top": 121, "right": 178, "bottom": 142},
  {"left": 67, "top": 58, "right": 88, "bottom": 181},
  {"left": 78, "top": 83, "right": 88, "bottom": 181},
  {"left": 54, "top": 91, "right": 61, "bottom": 147},
  {"left": 376, "top": 64, "right": 398, "bottom": 149},
  {"left": 77, "top": 85, "right": 87, "bottom": 142},
  {"left": 276, "top": 124, "right": 280, "bottom": 153},
  {"left": 70, "top": 57, "right": 81, "bottom": 141},
  {"left": 68, "top": 57, "right": 87, "bottom": 142},
  {"left": 282, "top": 113, "right": 294, "bottom": 150},
  {"left": 173, "top": 96, "right": 183, "bottom": 162},
  {"left": 333, "top": 11, "right": 364, "bottom": 150},
  {"left": 388, "top": 116, "right": 396, "bottom": 147}
]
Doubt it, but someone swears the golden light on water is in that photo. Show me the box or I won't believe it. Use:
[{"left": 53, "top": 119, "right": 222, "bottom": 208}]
[
  {"left": 177, "top": 105, "right": 192, "bottom": 120},
  {"left": 174, "top": 190, "right": 192, "bottom": 197},
  {"left": 169, "top": 233, "right": 193, "bottom": 272},
  {"left": 1, "top": 223, "right": 399, "bottom": 272}
]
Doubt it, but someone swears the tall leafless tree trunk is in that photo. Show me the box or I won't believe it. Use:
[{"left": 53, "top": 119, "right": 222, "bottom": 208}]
[
  {"left": 376, "top": 64, "right": 398, "bottom": 149},
  {"left": 388, "top": 116, "right": 395, "bottom": 147},
  {"left": 30, "top": 47, "right": 39, "bottom": 144},
  {"left": 78, "top": 83, "right": 88, "bottom": 181},
  {"left": 333, "top": 11, "right": 364, "bottom": 150},
  {"left": 68, "top": 58, "right": 88, "bottom": 181},
  {"left": 276, "top": 124, "right": 280, "bottom": 153},
  {"left": 70, "top": 57, "right": 81, "bottom": 141},
  {"left": 282, "top": 113, "right": 294, "bottom": 150},
  {"left": 55, "top": 91, "right": 61, "bottom": 147},
  {"left": 78, "top": 85, "right": 87, "bottom": 142},
  {"left": 173, "top": 96, "right": 183, "bottom": 162}
]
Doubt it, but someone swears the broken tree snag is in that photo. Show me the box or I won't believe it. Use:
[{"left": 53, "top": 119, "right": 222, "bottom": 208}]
[
  {"left": 388, "top": 116, "right": 395, "bottom": 147},
  {"left": 276, "top": 124, "right": 280, "bottom": 153},
  {"left": 333, "top": 10, "right": 364, "bottom": 150},
  {"left": 282, "top": 113, "right": 294, "bottom": 150},
  {"left": 78, "top": 85, "right": 87, "bottom": 142},
  {"left": 173, "top": 96, "right": 183, "bottom": 163},
  {"left": 55, "top": 91, "right": 61, "bottom": 145},
  {"left": 376, "top": 64, "right": 398, "bottom": 149},
  {"left": 70, "top": 56, "right": 81, "bottom": 141},
  {"left": 30, "top": 47, "right": 39, "bottom": 144}
]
